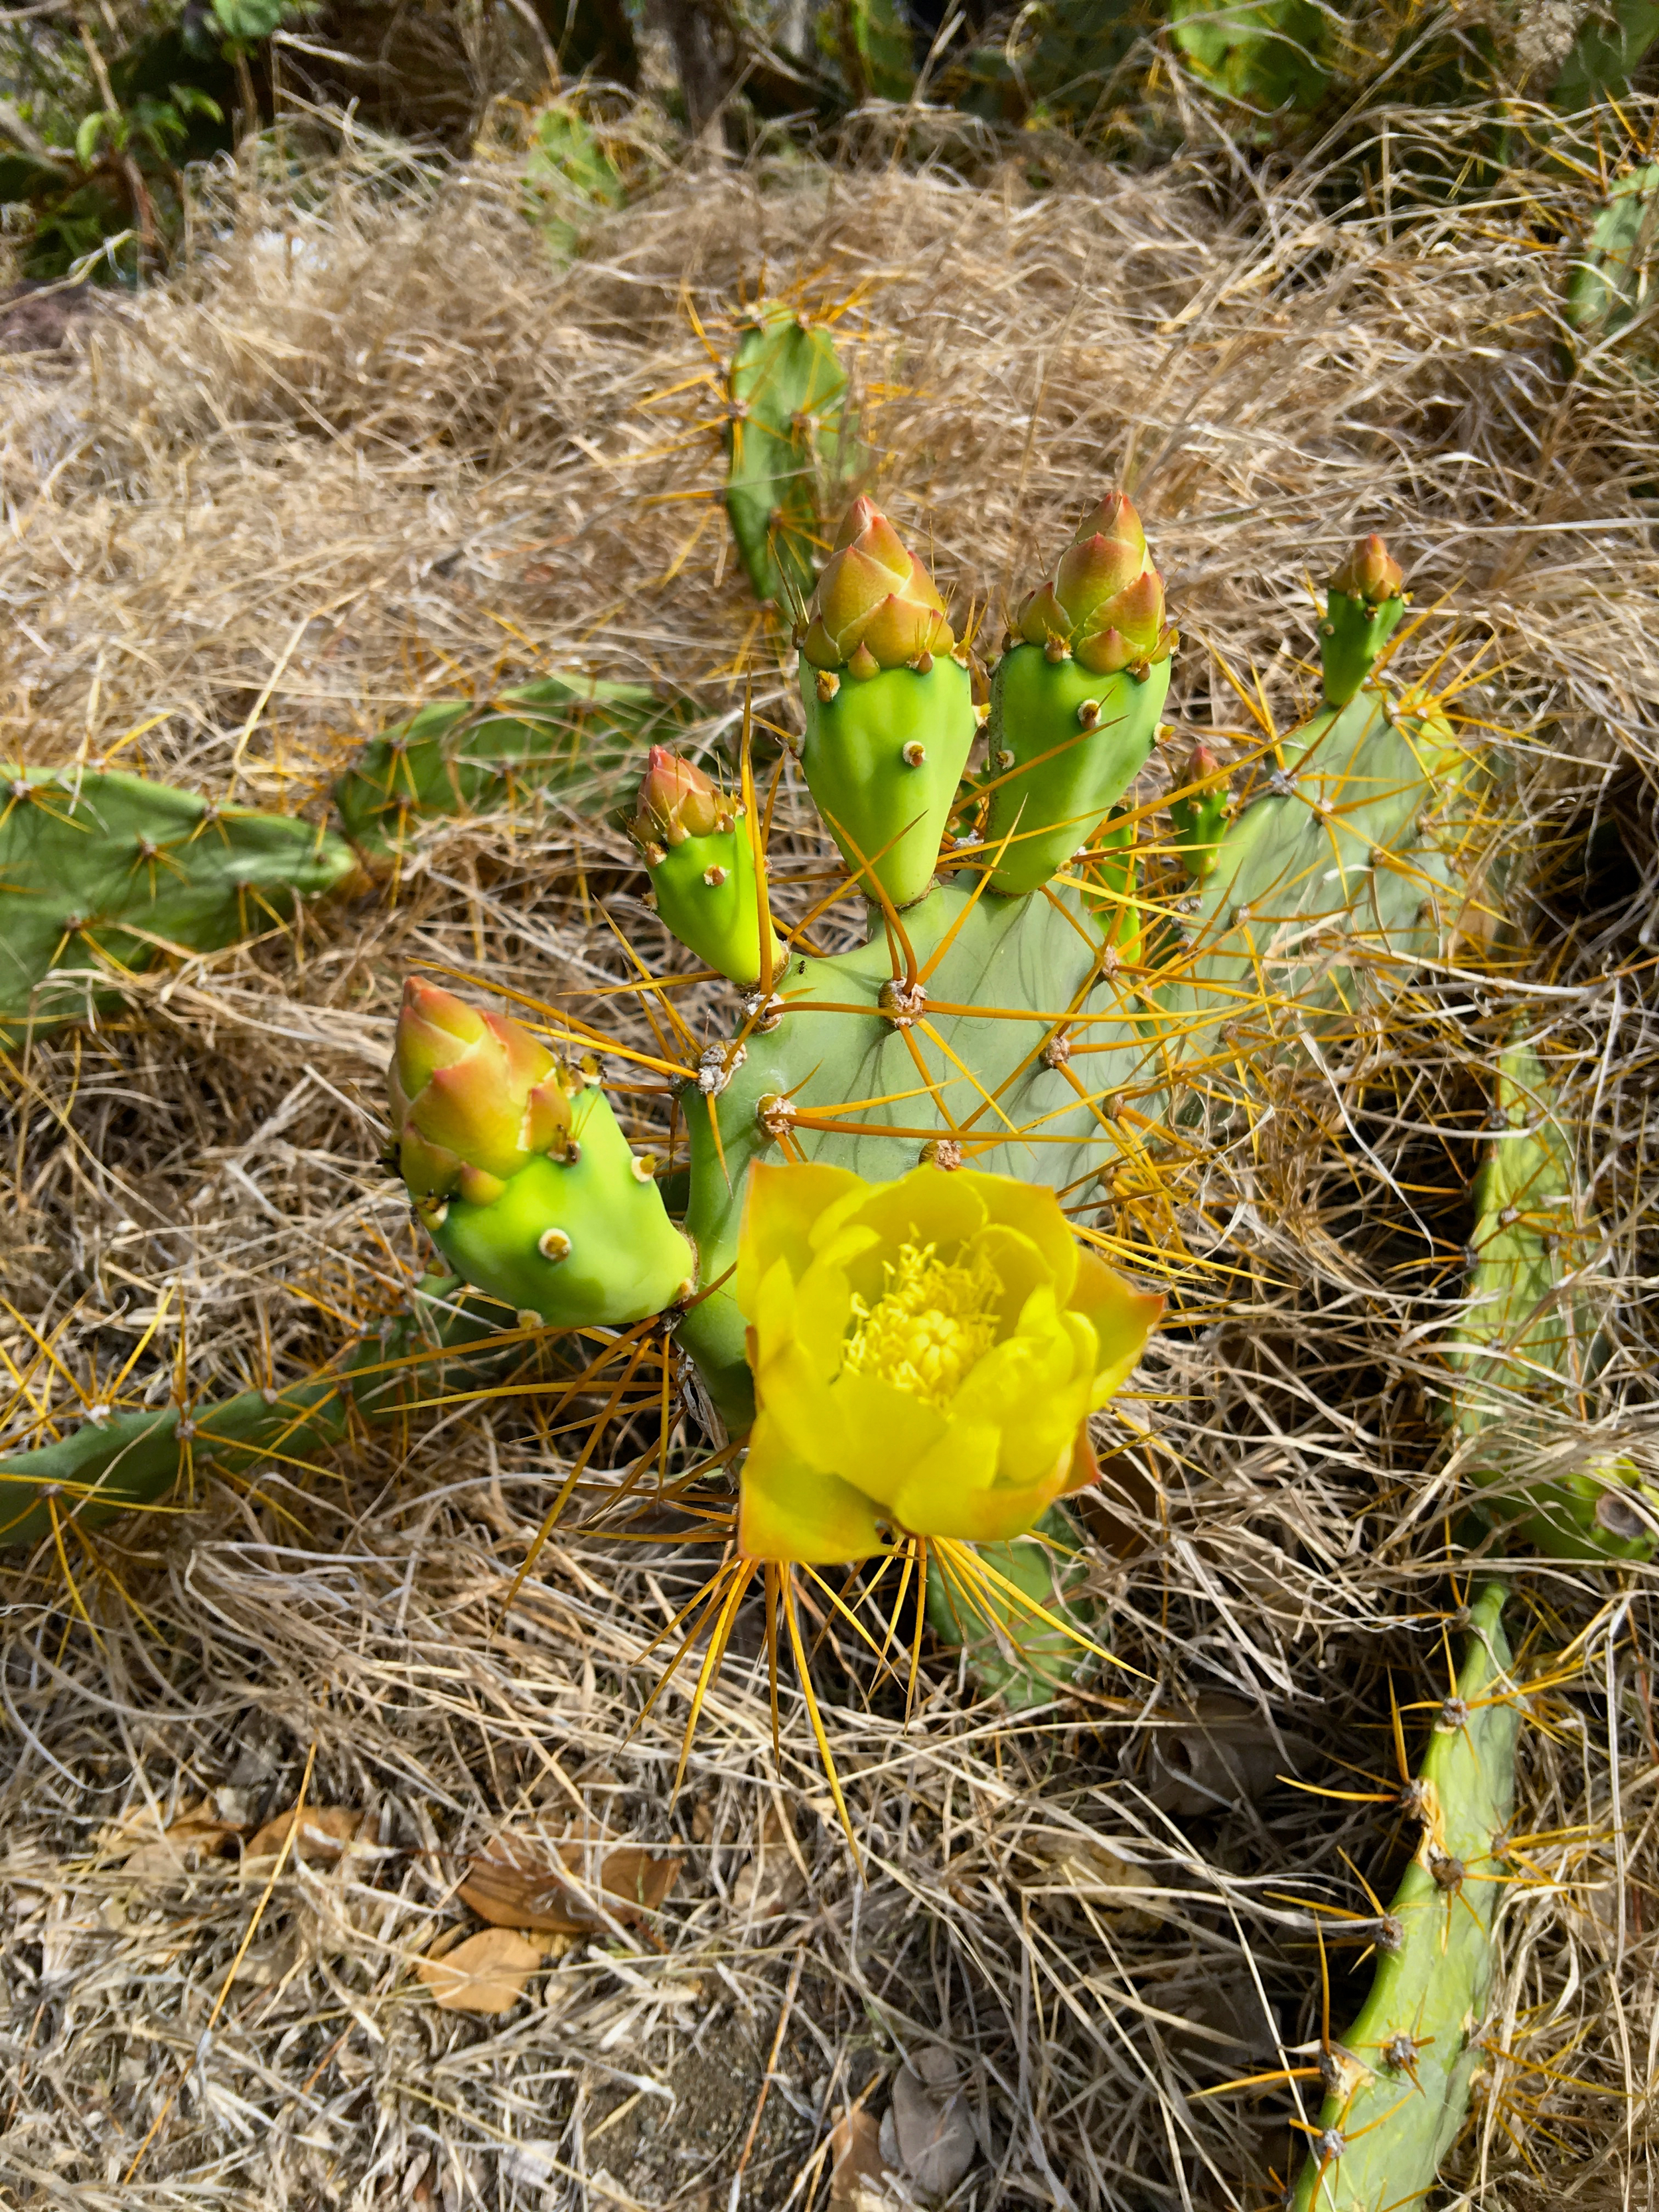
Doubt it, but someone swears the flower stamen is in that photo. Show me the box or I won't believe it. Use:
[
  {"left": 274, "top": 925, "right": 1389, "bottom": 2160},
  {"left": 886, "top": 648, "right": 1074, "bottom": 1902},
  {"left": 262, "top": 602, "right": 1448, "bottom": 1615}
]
[{"left": 843, "top": 1240, "right": 1001, "bottom": 1408}]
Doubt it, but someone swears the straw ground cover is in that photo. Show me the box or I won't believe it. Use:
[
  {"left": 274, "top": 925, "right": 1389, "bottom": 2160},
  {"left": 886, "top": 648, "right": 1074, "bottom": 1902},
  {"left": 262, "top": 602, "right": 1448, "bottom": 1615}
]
[{"left": 1, "top": 108, "right": 1656, "bottom": 2207}]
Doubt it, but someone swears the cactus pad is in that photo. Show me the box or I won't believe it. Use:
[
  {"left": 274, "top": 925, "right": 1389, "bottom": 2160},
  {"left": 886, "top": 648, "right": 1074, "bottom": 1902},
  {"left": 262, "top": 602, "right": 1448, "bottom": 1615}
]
[
  {"left": 1447, "top": 1035, "right": 1658, "bottom": 1559},
  {"left": 1288, "top": 1583, "right": 1517, "bottom": 2212},
  {"left": 0, "top": 765, "right": 354, "bottom": 1044},
  {"left": 725, "top": 305, "right": 854, "bottom": 611},
  {"left": 332, "top": 675, "right": 687, "bottom": 865}
]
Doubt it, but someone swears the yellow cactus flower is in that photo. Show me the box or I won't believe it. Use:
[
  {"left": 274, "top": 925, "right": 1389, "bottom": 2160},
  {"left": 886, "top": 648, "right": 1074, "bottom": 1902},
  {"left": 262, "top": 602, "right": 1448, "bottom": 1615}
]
[{"left": 735, "top": 1161, "right": 1163, "bottom": 1564}]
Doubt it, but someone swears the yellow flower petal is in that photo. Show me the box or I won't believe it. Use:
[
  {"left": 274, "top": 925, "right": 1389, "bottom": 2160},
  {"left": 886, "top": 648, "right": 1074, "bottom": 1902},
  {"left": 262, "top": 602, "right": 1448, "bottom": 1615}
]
[
  {"left": 1071, "top": 1246, "right": 1163, "bottom": 1402},
  {"left": 739, "top": 1414, "right": 884, "bottom": 1565},
  {"left": 831, "top": 1368, "right": 950, "bottom": 1507},
  {"left": 737, "top": 1159, "right": 861, "bottom": 1320},
  {"left": 964, "top": 1173, "right": 1079, "bottom": 1307}
]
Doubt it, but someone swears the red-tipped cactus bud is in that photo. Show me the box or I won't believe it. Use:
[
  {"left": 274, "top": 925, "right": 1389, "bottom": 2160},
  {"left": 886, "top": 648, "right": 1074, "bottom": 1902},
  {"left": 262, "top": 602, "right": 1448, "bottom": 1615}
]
[
  {"left": 1017, "top": 490, "right": 1176, "bottom": 672},
  {"left": 390, "top": 982, "right": 575, "bottom": 1206},
  {"left": 632, "top": 747, "right": 727, "bottom": 848},
  {"left": 801, "top": 500, "right": 954, "bottom": 674},
  {"left": 1331, "top": 533, "right": 1404, "bottom": 607},
  {"left": 1322, "top": 533, "right": 1407, "bottom": 707},
  {"left": 984, "top": 491, "right": 1176, "bottom": 897}
]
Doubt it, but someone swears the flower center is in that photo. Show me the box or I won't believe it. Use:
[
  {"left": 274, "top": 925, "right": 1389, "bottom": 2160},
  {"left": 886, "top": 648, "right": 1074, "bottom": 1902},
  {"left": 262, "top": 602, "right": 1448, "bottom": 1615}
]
[{"left": 843, "top": 1240, "right": 1001, "bottom": 1408}]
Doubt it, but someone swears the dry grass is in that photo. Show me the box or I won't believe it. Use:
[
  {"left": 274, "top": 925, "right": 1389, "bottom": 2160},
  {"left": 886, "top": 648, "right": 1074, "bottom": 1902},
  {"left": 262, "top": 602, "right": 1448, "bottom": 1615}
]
[{"left": 1, "top": 100, "right": 1657, "bottom": 2211}]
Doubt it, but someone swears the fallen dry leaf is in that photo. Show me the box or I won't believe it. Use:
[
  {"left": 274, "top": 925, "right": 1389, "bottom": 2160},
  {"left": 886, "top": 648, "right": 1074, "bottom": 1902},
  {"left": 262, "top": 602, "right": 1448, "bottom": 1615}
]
[
  {"left": 829, "top": 2105, "right": 888, "bottom": 2210},
  {"left": 244, "top": 1806, "right": 364, "bottom": 1864},
  {"left": 879, "top": 2046, "right": 977, "bottom": 2203},
  {"left": 731, "top": 1801, "right": 807, "bottom": 1918},
  {"left": 413, "top": 1927, "right": 547, "bottom": 2014},
  {"left": 1145, "top": 1698, "right": 1315, "bottom": 1816},
  {"left": 115, "top": 1806, "right": 242, "bottom": 1883},
  {"left": 458, "top": 1836, "right": 679, "bottom": 1933}
]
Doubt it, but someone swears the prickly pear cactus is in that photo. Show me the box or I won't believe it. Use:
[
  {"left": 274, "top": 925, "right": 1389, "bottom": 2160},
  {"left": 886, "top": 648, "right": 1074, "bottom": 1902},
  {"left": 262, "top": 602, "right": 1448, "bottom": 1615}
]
[
  {"left": 332, "top": 674, "right": 687, "bottom": 866},
  {"left": 0, "top": 765, "right": 354, "bottom": 1043},
  {"left": 0, "top": 1276, "right": 525, "bottom": 1549},
  {"left": 1447, "top": 1035, "right": 1659, "bottom": 1558},
  {"left": 1169, "top": 0, "right": 1331, "bottom": 117},
  {"left": 390, "top": 496, "right": 1473, "bottom": 1462},
  {"left": 1288, "top": 1583, "right": 1517, "bottom": 2212},
  {"left": 725, "top": 303, "right": 854, "bottom": 611}
]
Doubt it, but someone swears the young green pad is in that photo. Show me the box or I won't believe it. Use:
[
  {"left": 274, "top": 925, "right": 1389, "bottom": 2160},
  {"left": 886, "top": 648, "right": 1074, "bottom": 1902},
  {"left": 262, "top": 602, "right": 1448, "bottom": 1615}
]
[
  {"left": 983, "top": 490, "right": 1176, "bottom": 896},
  {"left": 1320, "top": 534, "right": 1406, "bottom": 709},
  {"left": 430, "top": 1086, "right": 696, "bottom": 1329},
  {"left": 983, "top": 652, "right": 1169, "bottom": 896},
  {"left": 1287, "top": 1583, "right": 1517, "bottom": 2212},
  {"left": 797, "top": 498, "right": 972, "bottom": 910},
  {"left": 0, "top": 765, "right": 354, "bottom": 1045},
  {"left": 802, "top": 658, "right": 977, "bottom": 909},
  {"left": 726, "top": 303, "right": 853, "bottom": 611}
]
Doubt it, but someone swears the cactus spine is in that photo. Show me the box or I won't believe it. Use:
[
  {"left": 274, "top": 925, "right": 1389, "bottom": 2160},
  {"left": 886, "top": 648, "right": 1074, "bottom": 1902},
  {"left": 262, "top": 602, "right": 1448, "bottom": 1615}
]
[{"left": 1288, "top": 1584, "right": 1517, "bottom": 2212}]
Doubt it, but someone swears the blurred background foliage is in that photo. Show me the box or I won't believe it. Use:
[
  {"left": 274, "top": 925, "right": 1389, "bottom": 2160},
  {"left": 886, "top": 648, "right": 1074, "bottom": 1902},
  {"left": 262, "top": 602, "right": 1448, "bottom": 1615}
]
[{"left": 4, "top": 1, "right": 1659, "bottom": 286}]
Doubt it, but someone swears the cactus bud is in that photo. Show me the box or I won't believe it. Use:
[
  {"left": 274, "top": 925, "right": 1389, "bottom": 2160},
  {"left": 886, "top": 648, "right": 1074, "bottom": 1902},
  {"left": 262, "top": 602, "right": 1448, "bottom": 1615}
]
[
  {"left": 985, "top": 492, "right": 1175, "bottom": 897},
  {"left": 1331, "top": 533, "right": 1405, "bottom": 605},
  {"left": 1322, "top": 532, "right": 1406, "bottom": 707},
  {"left": 1169, "top": 743, "right": 1230, "bottom": 883},
  {"left": 633, "top": 746, "right": 725, "bottom": 843},
  {"left": 628, "top": 752, "right": 785, "bottom": 988},
  {"left": 389, "top": 982, "right": 695, "bottom": 1329},
  {"left": 798, "top": 499, "right": 977, "bottom": 909}
]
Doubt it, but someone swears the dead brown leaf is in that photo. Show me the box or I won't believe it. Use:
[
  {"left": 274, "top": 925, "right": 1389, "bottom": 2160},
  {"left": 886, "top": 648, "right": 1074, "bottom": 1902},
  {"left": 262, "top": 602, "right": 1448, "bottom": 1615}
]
[
  {"left": 111, "top": 1803, "right": 242, "bottom": 1883},
  {"left": 458, "top": 1836, "right": 680, "bottom": 1933},
  {"left": 829, "top": 2105, "right": 889, "bottom": 2210},
  {"left": 244, "top": 1806, "right": 364, "bottom": 1864},
  {"left": 413, "top": 1927, "right": 547, "bottom": 2014}
]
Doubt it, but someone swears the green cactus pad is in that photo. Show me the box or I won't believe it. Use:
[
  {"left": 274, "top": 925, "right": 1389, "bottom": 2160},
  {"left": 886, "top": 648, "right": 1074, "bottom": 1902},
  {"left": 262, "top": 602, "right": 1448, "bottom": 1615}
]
[
  {"left": 521, "top": 102, "right": 623, "bottom": 262},
  {"left": 0, "top": 765, "right": 355, "bottom": 1045},
  {"left": 834, "top": 0, "right": 916, "bottom": 102},
  {"left": 429, "top": 1083, "right": 695, "bottom": 1328},
  {"left": 1169, "top": 776, "right": 1230, "bottom": 883},
  {"left": 647, "top": 816, "right": 785, "bottom": 987},
  {"left": 983, "top": 649, "right": 1170, "bottom": 896},
  {"left": 1446, "top": 1036, "right": 1658, "bottom": 1560},
  {"left": 924, "top": 1504, "right": 1102, "bottom": 1710},
  {"left": 725, "top": 305, "right": 854, "bottom": 611},
  {"left": 1321, "top": 587, "right": 1406, "bottom": 708},
  {"left": 800, "top": 656, "right": 977, "bottom": 911},
  {"left": 1288, "top": 1582, "right": 1517, "bottom": 2212},
  {"left": 1563, "top": 161, "right": 1659, "bottom": 370},
  {"left": 678, "top": 684, "right": 1467, "bottom": 1423},
  {"left": 0, "top": 1276, "right": 523, "bottom": 1550},
  {"left": 332, "top": 675, "right": 688, "bottom": 865}
]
